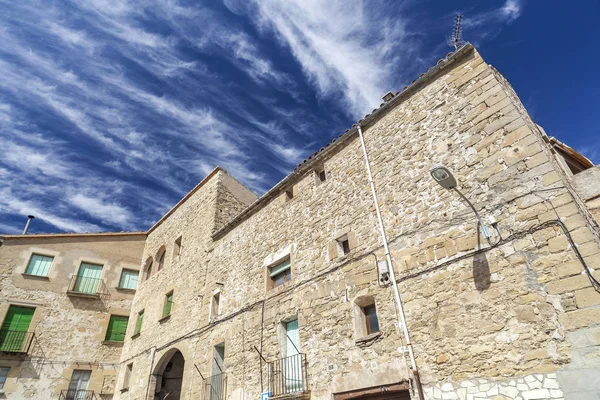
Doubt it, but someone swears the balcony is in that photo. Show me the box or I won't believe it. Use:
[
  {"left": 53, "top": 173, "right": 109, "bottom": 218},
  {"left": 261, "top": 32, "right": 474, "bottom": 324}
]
[
  {"left": 205, "top": 373, "right": 227, "bottom": 400},
  {"left": 67, "top": 276, "right": 108, "bottom": 298},
  {"left": 59, "top": 389, "right": 96, "bottom": 400},
  {"left": 0, "top": 330, "right": 35, "bottom": 354},
  {"left": 268, "top": 354, "right": 309, "bottom": 398}
]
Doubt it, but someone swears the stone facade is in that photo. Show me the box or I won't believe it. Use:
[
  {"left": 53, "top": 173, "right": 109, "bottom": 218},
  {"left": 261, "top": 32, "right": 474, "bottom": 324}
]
[
  {"left": 2, "top": 43, "right": 600, "bottom": 400},
  {"left": 0, "top": 233, "right": 146, "bottom": 399}
]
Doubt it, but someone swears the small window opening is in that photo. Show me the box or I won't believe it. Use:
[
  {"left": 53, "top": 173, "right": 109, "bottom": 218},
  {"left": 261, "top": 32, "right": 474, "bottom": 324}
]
[
  {"left": 319, "top": 170, "right": 327, "bottom": 182},
  {"left": 269, "top": 258, "right": 291, "bottom": 289},
  {"left": 337, "top": 235, "right": 351, "bottom": 256},
  {"left": 164, "top": 291, "right": 174, "bottom": 318},
  {"left": 157, "top": 249, "right": 166, "bottom": 271},
  {"left": 354, "top": 296, "right": 380, "bottom": 340},
  {"left": 123, "top": 363, "right": 132, "bottom": 391},
  {"left": 211, "top": 292, "right": 221, "bottom": 319},
  {"left": 174, "top": 236, "right": 182, "bottom": 257},
  {"left": 363, "top": 304, "right": 380, "bottom": 335},
  {"left": 134, "top": 310, "right": 144, "bottom": 335},
  {"left": 285, "top": 189, "right": 294, "bottom": 201}
]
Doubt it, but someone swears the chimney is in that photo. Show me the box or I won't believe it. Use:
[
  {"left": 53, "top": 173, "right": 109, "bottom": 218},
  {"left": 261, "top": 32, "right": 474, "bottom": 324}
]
[
  {"left": 382, "top": 91, "right": 395, "bottom": 102},
  {"left": 23, "top": 215, "right": 35, "bottom": 234}
]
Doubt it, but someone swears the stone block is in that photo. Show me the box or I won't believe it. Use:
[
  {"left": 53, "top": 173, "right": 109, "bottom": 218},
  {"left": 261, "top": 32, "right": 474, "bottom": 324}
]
[
  {"left": 542, "top": 172, "right": 561, "bottom": 186},
  {"left": 502, "top": 125, "right": 532, "bottom": 147},
  {"left": 547, "top": 236, "right": 569, "bottom": 253},
  {"left": 525, "top": 153, "right": 549, "bottom": 169},
  {"left": 559, "top": 307, "right": 600, "bottom": 330},
  {"left": 547, "top": 274, "right": 590, "bottom": 294},
  {"left": 556, "top": 261, "right": 584, "bottom": 279},
  {"left": 575, "top": 288, "right": 600, "bottom": 308}
]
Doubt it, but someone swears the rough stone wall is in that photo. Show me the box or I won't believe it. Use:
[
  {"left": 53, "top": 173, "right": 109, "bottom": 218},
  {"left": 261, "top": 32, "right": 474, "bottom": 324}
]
[
  {"left": 0, "top": 234, "right": 146, "bottom": 399},
  {"left": 117, "top": 45, "right": 600, "bottom": 400},
  {"left": 571, "top": 165, "right": 600, "bottom": 225}
]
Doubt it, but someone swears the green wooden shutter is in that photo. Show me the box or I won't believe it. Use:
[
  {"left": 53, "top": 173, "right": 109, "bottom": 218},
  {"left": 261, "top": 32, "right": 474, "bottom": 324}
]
[
  {"left": 105, "top": 315, "right": 129, "bottom": 342},
  {"left": 165, "top": 293, "right": 173, "bottom": 316},
  {"left": 0, "top": 306, "right": 35, "bottom": 352},
  {"left": 135, "top": 311, "right": 144, "bottom": 334}
]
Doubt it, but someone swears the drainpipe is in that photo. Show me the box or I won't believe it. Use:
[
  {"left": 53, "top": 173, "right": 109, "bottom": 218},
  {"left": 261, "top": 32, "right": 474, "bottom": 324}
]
[{"left": 356, "top": 124, "right": 425, "bottom": 400}]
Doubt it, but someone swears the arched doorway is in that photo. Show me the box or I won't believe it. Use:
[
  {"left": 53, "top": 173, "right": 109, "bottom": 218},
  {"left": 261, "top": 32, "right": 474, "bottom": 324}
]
[{"left": 154, "top": 349, "right": 185, "bottom": 400}]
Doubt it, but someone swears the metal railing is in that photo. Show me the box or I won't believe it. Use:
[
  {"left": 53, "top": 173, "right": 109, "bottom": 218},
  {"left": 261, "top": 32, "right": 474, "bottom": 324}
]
[
  {"left": 205, "top": 373, "right": 227, "bottom": 400},
  {"left": 58, "top": 389, "right": 96, "bottom": 400},
  {"left": 268, "top": 353, "right": 308, "bottom": 396},
  {"left": 67, "top": 276, "right": 107, "bottom": 296},
  {"left": 0, "top": 330, "right": 35, "bottom": 353}
]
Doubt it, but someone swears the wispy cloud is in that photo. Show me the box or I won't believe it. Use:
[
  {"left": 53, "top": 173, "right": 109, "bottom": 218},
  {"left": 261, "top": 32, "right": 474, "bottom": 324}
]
[{"left": 0, "top": 0, "right": 528, "bottom": 233}]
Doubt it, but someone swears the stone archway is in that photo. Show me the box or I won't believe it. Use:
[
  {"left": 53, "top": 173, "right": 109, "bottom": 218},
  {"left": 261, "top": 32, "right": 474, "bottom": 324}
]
[{"left": 154, "top": 349, "right": 186, "bottom": 400}]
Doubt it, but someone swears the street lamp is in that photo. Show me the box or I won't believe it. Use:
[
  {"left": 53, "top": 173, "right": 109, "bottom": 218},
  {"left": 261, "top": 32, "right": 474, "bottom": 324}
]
[{"left": 430, "top": 164, "right": 494, "bottom": 242}]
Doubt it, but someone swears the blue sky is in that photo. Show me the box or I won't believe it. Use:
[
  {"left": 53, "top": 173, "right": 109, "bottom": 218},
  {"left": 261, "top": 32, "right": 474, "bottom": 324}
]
[{"left": 1, "top": 0, "right": 598, "bottom": 234}]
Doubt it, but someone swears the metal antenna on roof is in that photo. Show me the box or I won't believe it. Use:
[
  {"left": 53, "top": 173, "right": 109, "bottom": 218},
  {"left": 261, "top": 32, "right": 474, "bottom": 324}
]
[{"left": 447, "top": 14, "right": 465, "bottom": 50}]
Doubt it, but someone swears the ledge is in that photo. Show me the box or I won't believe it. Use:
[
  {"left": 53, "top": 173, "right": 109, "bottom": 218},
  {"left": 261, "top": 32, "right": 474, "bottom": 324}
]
[
  {"left": 115, "top": 287, "right": 136, "bottom": 294},
  {"left": 102, "top": 341, "right": 124, "bottom": 346},
  {"left": 120, "top": 388, "right": 129, "bottom": 393},
  {"left": 158, "top": 315, "right": 171, "bottom": 324},
  {"left": 355, "top": 331, "right": 382, "bottom": 346},
  {"left": 131, "top": 333, "right": 141, "bottom": 340},
  {"left": 21, "top": 273, "right": 50, "bottom": 281},
  {"left": 66, "top": 291, "right": 101, "bottom": 299}
]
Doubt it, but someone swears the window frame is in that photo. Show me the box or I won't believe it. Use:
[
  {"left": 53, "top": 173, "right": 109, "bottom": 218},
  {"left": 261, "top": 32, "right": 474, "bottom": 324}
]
[
  {"left": 174, "top": 236, "right": 183, "bottom": 258},
  {"left": 24, "top": 254, "right": 54, "bottom": 277},
  {"left": 268, "top": 258, "right": 292, "bottom": 290},
  {"left": 134, "top": 310, "right": 144, "bottom": 336},
  {"left": 105, "top": 315, "right": 129, "bottom": 343},
  {"left": 122, "top": 363, "right": 132, "bottom": 392},
  {"left": 210, "top": 291, "right": 221, "bottom": 320},
  {"left": 163, "top": 292, "right": 174, "bottom": 318},
  {"left": 363, "top": 304, "right": 380, "bottom": 335},
  {"left": 118, "top": 269, "right": 139, "bottom": 290}
]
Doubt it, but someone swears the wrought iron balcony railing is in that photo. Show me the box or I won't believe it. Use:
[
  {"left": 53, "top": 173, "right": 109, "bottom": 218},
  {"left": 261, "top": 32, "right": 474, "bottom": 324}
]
[
  {"left": 268, "top": 353, "right": 308, "bottom": 396},
  {"left": 205, "top": 372, "right": 227, "bottom": 400},
  {"left": 0, "top": 330, "right": 35, "bottom": 354},
  {"left": 59, "top": 389, "right": 96, "bottom": 400},
  {"left": 67, "top": 276, "right": 108, "bottom": 297}
]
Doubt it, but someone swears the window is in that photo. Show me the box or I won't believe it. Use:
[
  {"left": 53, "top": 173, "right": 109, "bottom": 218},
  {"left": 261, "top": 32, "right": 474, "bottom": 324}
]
[
  {"left": 285, "top": 189, "right": 294, "bottom": 201},
  {"left": 105, "top": 315, "right": 128, "bottom": 342},
  {"left": 143, "top": 258, "right": 153, "bottom": 281},
  {"left": 68, "top": 370, "right": 91, "bottom": 395},
  {"left": 269, "top": 258, "right": 291, "bottom": 289},
  {"left": 337, "top": 235, "right": 351, "bottom": 256},
  {"left": 0, "top": 367, "right": 8, "bottom": 390},
  {"left": 164, "top": 292, "right": 174, "bottom": 318},
  {"left": 210, "top": 292, "right": 220, "bottom": 319},
  {"left": 122, "top": 363, "right": 132, "bottom": 391},
  {"left": 157, "top": 249, "right": 166, "bottom": 271},
  {"left": 363, "top": 304, "right": 380, "bottom": 335},
  {"left": 0, "top": 306, "right": 35, "bottom": 352},
  {"left": 134, "top": 310, "right": 144, "bottom": 335},
  {"left": 25, "top": 254, "right": 53, "bottom": 277},
  {"left": 72, "top": 262, "right": 103, "bottom": 294},
  {"left": 118, "top": 269, "right": 138, "bottom": 290},
  {"left": 353, "top": 296, "right": 380, "bottom": 340},
  {"left": 174, "top": 236, "right": 182, "bottom": 258},
  {"left": 318, "top": 170, "right": 327, "bottom": 182}
]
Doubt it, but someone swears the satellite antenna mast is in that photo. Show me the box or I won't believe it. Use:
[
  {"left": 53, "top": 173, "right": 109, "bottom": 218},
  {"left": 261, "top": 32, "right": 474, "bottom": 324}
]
[{"left": 447, "top": 14, "right": 465, "bottom": 50}]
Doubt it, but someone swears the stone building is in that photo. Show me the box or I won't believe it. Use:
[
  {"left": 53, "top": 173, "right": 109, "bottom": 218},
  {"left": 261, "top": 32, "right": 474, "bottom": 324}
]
[
  {"left": 1, "top": 43, "right": 600, "bottom": 400},
  {"left": 0, "top": 232, "right": 146, "bottom": 398}
]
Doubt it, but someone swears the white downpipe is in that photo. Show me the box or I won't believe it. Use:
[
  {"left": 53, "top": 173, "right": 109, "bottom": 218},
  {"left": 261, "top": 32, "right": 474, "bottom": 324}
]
[{"left": 356, "top": 124, "right": 422, "bottom": 392}]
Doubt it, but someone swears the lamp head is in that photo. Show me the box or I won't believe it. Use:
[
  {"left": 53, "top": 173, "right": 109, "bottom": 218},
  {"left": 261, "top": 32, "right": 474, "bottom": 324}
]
[{"left": 430, "top": 164, "right": 457, "bottom": 190}]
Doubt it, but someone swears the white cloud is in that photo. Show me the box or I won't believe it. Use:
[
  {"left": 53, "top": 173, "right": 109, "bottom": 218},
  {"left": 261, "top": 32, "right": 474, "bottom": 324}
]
[
  {"left": 70, "top": 193, "right": 133, "bottom": 227},
  {"left": 250, "top": 0, "right": 408, "bottom": 116}
]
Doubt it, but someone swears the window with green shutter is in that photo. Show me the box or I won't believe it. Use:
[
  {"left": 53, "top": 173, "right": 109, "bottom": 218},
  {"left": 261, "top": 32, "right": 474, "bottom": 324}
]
[
  {"left": 25, "top": 254, "right": 54, "bottom": 276},
  {"left": 134, "top": 311, "right": 144, "bottom": 335},
  {"left": 164, "top": 292, "right": 173, "bottom": 317},
  {"left": 118, "top": 269, "right": 138, "bottom": 290},
  {"left": 105, "top": 315, "right": 128, "bottom": 342}
]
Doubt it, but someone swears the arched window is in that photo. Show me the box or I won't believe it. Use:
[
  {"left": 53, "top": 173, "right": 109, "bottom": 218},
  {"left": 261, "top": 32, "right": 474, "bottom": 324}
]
[
  {"left": 143, "top": 257, "right": 153, "bottom": 281},
  {"left": 156, "top": 247, "right": 166, "bottom": 272}
]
